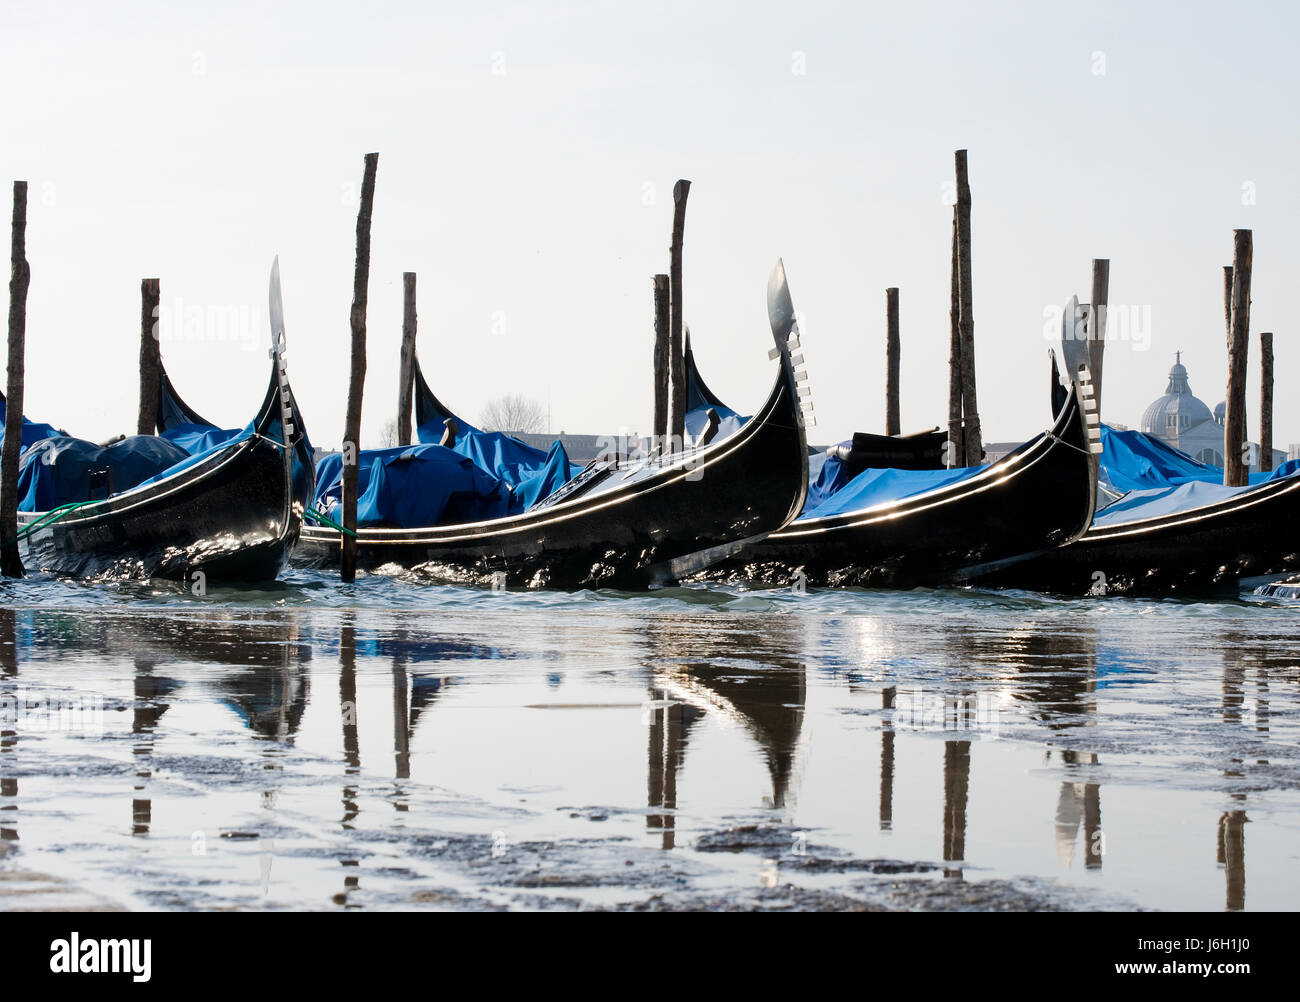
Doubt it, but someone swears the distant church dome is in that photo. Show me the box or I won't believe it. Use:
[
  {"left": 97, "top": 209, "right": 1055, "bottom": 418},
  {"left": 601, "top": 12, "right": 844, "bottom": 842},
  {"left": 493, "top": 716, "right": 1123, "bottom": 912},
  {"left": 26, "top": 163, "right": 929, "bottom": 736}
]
[
  {"left": 1140, "top": 352, "right": 1215, "bottom": 437},
  {"left": 1214, "top": 401, "right": 1226, "bottom": 425}
]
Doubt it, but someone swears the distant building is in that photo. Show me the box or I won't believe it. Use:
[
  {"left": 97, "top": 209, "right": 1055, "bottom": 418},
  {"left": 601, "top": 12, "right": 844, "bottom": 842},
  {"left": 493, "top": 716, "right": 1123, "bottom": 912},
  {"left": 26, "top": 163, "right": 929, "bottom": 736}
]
[
  {"left": 1140, "top": 353, "right": 1284, "bottom": 471},
  {"left": 511, "top": 431, "right": 614, "bottom": 464}
]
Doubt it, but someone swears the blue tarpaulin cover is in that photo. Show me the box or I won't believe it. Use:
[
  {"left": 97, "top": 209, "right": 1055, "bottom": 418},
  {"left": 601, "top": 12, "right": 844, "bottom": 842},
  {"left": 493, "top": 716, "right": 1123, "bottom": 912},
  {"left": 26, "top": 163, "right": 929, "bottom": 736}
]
[
  {"left": 799, "top": 460, "right": 986, "bottom": 520},
  {"left": 1100, "top": 425, "right": 1300, "bottom": 491},
  {"left": 1094, "top": 424, "right": 1300, "bottom": 526},
  {"left": 1092, "top": 480, "right": 1266, "bottom": 526},
  {"left": 159, "top": 422, "right": 244, "bottom": 456},
  {"left": 685, "top": 401, "right": 746, "bottom": 447},
  {"left": 17, "top": 435, "right": 192, "bottom": 512},
  {"left": 314, "top": 445, "right": 513, "bottom": 529}
]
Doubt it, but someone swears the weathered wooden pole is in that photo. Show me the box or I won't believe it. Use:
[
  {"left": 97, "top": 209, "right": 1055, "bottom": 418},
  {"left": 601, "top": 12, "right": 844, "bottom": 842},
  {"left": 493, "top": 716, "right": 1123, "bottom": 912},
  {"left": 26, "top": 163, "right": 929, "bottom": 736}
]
[
  {"left": 1260, "top": 331, "right": 1273, "bottom": 472},
  {"left": 668, "top": 179, "right": 690, "bottom": 451},
  {"left": 340, "top": 152, "right": 378, "bottom": 583},
  {"left": 1223, "top": 265, "right": 1233, "bottom": 339},
  {"left": 396, "top": 272, "right": 417, "bottom": 447},
  {"left": 947, "top": 211, "right": 963, "bottom": 465},
  {"left": 885, "top": 287, "right": 900, "bottom": 436},
  {"left": 1223, "top": 230, "right": 1252, "bottom": 487},
  {"left": 1, "top": 182, "right": 30, "bottom": 578},
  {"left": 1088, "top": 259, "right": 1109, "bottom": 414},
  {"left": 652, "top": 273, "right": 670, "bottom": 451},
  {"left": 137, "top": 278, "right": 161, "bottom": 435},
  {"left": 954, "top": 150, "right": 981, "bottom": 465}
]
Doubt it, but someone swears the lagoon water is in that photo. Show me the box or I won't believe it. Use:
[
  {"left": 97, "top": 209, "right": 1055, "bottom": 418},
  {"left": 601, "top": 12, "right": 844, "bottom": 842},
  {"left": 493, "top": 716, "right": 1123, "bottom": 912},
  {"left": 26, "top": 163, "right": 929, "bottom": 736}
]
[{"left": 0, "top": 570, "right": 1297, "bottom": 911}]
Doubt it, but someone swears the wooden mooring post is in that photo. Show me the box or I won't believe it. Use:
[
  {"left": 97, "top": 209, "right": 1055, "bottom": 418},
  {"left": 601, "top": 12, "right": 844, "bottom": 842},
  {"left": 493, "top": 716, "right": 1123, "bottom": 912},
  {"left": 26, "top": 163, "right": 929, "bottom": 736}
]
[
  {"left": 1, "top": 181, "right": 29, "bottom": 578},
  {"left": 947, "top": 212, "right": 963, "bottom": 465},
  {"left": 1223, "top": 230, "right": 1252, "bottom": 487},
  {"left": 885, "top": 287, "right": 900, "bottom": 436},
  {"left": 341, "top": 152, "right": 378, "bottom": 583},
  {"left": 1260, "top": 331, "right": 1273, "bottom": 473},
  {"left": 668, "top": 180, "right": 690, "bottom": 451},
  {"left": 137, "top": 278, "right": 161, "bottom": 435},
  {"left": 1088, "top": 259, "right": 1109, "bottom": 414},
  {"left": 652, "top": 273, "right": 670, "bottom": 451},
  {"left": 954, "top": 150, "right": 981, "bottom": 465},
  {"left": 396, "top": 272, "right": 417, "bottom": 447}
]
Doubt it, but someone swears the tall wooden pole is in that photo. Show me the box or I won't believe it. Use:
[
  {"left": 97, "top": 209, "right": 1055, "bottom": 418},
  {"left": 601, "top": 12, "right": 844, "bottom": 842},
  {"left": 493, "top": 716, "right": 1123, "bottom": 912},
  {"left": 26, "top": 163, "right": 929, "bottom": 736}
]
[
  {"left": 1260, "top": 331, "right": 1273, "bottom": 472},
  {"left": 947, "top": 211, "right": 963, "bottom": 465},
  {"left": 396, "top": 272, "right": 417, "bottom": 447},
  {"left": 954, "top": 150, "right": 981, "bottom": 466},
  {"left": 341, "top": 152, "right": 378, "bottom": 582},
  {"left": 1, "top": 182, "right": 29, "bottom": 578},
  {"left": 885, "top": 287, "right": 900, "bottom": 436},
  {"left": 652, "top": 273, "right": 670, "bottom": 450},
  {"left": 1088, "top": 259, "right": 1109, "bottom": 415},
  {"left": 1223, "top": 230, "right": 1252, "bottom": 487},
  {"left": 668, "top": 180, "right": 690, "bottom": 451},
  {"left": 137, "top": 278, "right": 161, "bottom": 435},
  {"left": 1223, "top": 264, "right": 1245, "bottom": 447}
]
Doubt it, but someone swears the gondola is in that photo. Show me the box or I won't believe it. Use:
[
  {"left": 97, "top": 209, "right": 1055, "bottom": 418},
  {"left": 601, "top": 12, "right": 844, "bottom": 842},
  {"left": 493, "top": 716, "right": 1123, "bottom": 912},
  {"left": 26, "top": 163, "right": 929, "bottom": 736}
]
[
  {"left": 5, "top": 260, "right": 314, "bottom": 583},
  {"left": 976, "top": 425, "right": 1300, "bottom": 596},
  {"left": 293, "top": 261, "right": 810, "bottom": 588},
  {"left": 701, "top": 297, "right": 1102, "bottom": 587}
]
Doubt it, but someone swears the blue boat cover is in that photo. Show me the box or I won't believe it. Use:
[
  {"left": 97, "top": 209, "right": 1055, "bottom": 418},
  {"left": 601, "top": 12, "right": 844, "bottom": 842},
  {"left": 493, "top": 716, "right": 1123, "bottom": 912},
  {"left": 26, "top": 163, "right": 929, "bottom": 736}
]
[
  {"left": 313, "top": 434, "right": 579, "bottom": 529},
  {"left": 314, "top": 445, "right": 512, "bottom": 529},
  {"left": 1094, "top": 424, "right": 1300, "bottom": 526},
  {"left": 159, "top": 422, "right": 244, "bottom": 456},
  {"left": 685, "top": 402, "right": 747, "bottom": 448},
  {"left": 1093, "top": 480, "right": 1266, "bottom": 526},
  {"left": 799, "top": 460, "right": 986, "bottom": 520},
  {"left": 1100, "top": 425, "right": 1300, "bottom": 491},
  {"left": 17, "top": 435, "right": 192, "bottom": 512},
  {"left": 415, "top": 409, "right": 579, "bottom": 487}
]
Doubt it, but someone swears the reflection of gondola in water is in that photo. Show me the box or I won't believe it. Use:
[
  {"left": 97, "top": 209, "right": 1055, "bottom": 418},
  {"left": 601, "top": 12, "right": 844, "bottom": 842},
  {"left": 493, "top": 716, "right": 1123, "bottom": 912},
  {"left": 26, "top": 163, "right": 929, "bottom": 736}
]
[{"left": 644, "top": 621, "right": 807, "bottom": 846}]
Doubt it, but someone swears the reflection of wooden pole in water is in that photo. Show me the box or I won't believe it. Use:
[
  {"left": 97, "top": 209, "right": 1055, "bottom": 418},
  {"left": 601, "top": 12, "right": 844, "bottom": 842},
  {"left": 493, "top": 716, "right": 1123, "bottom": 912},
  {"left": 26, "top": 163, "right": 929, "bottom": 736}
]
[
  {"left": 392, "top": 633, "right": 410, "bottom": 787},
  {"left": 1254, "top": 665, "right": 1270, "bottom": 765},
  {"left": 646, "top": 689, "right": 682, "bottom": 850},
  {"left": 131, "top": 659, "right": 169, "bottom": 836},
  {"left": 1216, "top": 810, "right": 1247, "bottom": 911},
  {"left": 1222, "top": 645, "right": 1245, "bottom": 779},
  {"left": 339, "top": 621, "right": 360, "bottom": 826},
  {"left": 1083, "top": 783, "right": 1102, "bottom": 869},
  {"left": 879, "top": 687, "right": 895, "bottom": 831},
  {"left": 0, "top": 607, "right": 17, "bottom": 842},
  {"left": 942, "top": 740, "right": 970, "bottom": 875},
  {"left": 336, "top": 620, "right": 362, "bottom": 906}
]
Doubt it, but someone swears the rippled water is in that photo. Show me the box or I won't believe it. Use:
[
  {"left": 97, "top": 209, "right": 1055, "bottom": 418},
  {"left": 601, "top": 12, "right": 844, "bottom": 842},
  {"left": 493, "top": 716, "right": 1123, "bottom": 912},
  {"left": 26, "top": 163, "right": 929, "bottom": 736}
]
[{"left": 0, "top": 570, "right": 1297, "bottom": 911}]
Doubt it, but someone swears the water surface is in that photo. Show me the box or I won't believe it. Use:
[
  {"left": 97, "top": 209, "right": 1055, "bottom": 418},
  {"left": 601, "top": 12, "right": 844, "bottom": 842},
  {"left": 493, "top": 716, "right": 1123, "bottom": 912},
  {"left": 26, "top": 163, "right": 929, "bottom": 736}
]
[{"left": 0, "top": 570, "right": 1296, "bottom": 911}]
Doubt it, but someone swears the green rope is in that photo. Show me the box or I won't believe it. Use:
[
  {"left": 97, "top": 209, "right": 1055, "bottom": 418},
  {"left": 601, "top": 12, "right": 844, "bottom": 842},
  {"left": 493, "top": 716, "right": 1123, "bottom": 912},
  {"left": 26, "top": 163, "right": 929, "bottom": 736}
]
[
  {"left": 303, "top": 506, "right": 358, "bottom": 538},
  {"left": 2, "top": 499, "right": 101, "bottom": 547}
]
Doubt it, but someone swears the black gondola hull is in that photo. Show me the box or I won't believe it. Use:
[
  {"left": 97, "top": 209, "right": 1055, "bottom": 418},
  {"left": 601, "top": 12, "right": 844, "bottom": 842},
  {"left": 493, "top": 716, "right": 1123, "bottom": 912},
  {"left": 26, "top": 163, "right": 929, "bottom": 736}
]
[
  {"left": 17, "top": 433, "right": 306, "bottom": 582},
  {"left": 974, "top": 474, "right": 1300, "bottom": 596},
  {"left": 708, "top": 387, "right": 1096, "bottom": 588},
  {"left": 293, "top": 364, "right": 808, "bottom": 588}
]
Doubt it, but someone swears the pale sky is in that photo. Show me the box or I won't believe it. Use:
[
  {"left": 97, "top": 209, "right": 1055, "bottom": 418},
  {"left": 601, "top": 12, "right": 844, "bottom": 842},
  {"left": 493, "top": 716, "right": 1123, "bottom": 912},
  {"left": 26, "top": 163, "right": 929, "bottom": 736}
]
[{"left": 3, "top": 1, "right": 1297, "bottom": 450}]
